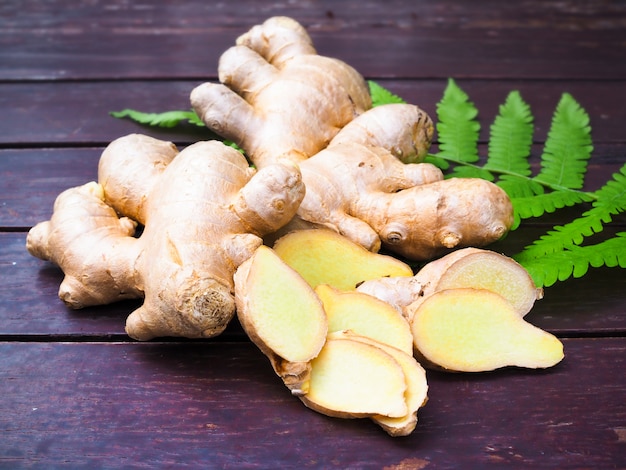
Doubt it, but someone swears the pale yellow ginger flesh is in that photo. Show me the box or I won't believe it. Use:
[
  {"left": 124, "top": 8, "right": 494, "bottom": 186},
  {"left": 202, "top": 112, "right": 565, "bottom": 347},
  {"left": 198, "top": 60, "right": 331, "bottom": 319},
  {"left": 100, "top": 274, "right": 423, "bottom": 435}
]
[
  {"left": 358, "top": 248, "right": 542, "bottom": 320},
  {"left": 234, "top": 245, "right": 328, "bottom": 395},
  {"left": 409, "top": 247, "right": 543, "bottom": 319},
  {"left": 300, "top": 337, "right": 408, "bottom": 419},
  {"left": 27, "top": 134, "right": 305, "bottom": 341},
  {"left": 272, "top": 229, "right": 413, "bottom": 290},
  {"left": 410, "top": 288, "right": 564, "bottom": 372},
  {"left": 315, "top": 284, "right": 414, "bottom": 356},
  {"left": 329, "top": 331, "right": 428, "bottom": 437}
]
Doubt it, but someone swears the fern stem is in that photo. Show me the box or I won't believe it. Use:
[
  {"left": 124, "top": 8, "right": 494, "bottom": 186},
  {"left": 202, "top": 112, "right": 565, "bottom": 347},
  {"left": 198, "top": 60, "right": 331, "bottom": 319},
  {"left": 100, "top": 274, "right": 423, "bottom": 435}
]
[{"left": 428, "top": 153, "right": 598, "bottom": 201}]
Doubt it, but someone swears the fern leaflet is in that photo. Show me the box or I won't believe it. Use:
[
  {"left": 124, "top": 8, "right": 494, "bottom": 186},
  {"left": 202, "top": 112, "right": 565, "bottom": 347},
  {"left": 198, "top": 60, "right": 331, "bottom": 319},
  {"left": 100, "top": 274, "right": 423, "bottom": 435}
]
[
  {"left": 435, "top": 78, "right": 481, "bottom": 167},
  {"left": 515, "top": 232, "right": 626, "bottom": 287},
  {"left": 484, "top": 90, "right": 534, "bottom": 177},
  {"left": 369, "top": 81, "right": 406, "bottom": 106},
  {"left": 109, "top": 109, "right": 205, "bottom": 128},
  {"left": 516, "top": 164, "right": 626, "bottom": 260},
  {"left": 534, "top": 93, "right": 593, "bottom": 190}
]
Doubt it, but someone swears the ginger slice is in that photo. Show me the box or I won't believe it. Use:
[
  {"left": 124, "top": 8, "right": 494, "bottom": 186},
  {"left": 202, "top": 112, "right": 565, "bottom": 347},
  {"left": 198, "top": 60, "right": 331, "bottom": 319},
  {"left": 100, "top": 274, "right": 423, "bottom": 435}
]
[
  {"left": 234, "top": 245, "right": 328, "bottom": 395},
  {"left": 358, "top": 248, "right": 542, "bottom": 320},
  {"left": 315, "top": 284, "right": 413, "bottom": 355},
  {"left": 329, "top": 331, "right": 429, "bottom": 437},
  {"left": 411, "top": 248, "right": 543, "bottom": 318},
  {"left": 272, "top": 228, "right": 413, "bottom": 291},
  {"left": 410, "top": 288, "right": 564, "bottom": 372},
  {"left": 300, "top": 337, "right": 408, "bottom": 419}
]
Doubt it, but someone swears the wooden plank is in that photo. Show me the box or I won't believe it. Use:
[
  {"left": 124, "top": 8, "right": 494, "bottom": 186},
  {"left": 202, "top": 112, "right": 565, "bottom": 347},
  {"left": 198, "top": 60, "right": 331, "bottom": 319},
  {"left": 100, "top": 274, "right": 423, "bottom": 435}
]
[
  {"left": 1, "top": 80, "right": 626, "bottom": 147},
  {"left": 3, "top": 231, "right": 625, "bottom": 337},
  {"left": 0, "top": 339, "right": 624, "bottom": 468},
  {"left": 1, "top": 0, "right": 625, "bottom": 80}
]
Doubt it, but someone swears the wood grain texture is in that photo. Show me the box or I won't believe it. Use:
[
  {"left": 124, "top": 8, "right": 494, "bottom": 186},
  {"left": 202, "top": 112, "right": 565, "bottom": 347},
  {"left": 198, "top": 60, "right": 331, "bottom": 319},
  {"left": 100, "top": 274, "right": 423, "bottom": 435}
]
[
  {"left": 0, "top": 340, "right": 624, "bottom": 468},
  {"left": 2, "top": 80, "right": 626, "bottom": 146},
  {"left": 1, "top": 0, "right": 625, "bottom": 80}
]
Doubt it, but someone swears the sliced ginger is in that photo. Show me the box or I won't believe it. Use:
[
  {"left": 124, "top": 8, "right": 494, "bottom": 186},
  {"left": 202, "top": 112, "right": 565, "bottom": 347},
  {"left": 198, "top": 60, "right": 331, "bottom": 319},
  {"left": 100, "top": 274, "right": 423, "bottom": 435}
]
[
  {"left": 357, "top": 248, "right": 542, "bottom": 321},
  {"left": 315, "top": 284, "right": 413, "bottom": 356},
  {"left": 300, "top": 336, "right": 408, "bottom": 420},
  {"left": 273, "top": 228, "right": 413, "bottom": 290},
  {"left": 410, "top": 288, "right": 564, "bottom": 372},
  {"left": 409, "top": 247, "right": 543, "bottom": 319},
  {"left": 329, "top": 331, "right": 428, "bottom": 437},
  {"left": 234, "top": 245, "right": 328, "bottom": 395}
]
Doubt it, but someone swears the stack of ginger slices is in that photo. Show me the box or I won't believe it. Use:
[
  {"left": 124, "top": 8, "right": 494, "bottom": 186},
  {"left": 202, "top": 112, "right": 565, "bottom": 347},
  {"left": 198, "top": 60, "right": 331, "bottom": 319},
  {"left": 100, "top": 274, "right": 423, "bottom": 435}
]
[{"left": 234, "top": 229, "right": 563, "bottom": 437}]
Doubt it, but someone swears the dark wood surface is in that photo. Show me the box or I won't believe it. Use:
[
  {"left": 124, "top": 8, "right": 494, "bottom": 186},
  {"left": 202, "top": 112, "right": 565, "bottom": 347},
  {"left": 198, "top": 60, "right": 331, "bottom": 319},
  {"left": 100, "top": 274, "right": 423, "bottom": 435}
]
[{"left": 1, "top": 1, "right": 625, "bottom": 468}]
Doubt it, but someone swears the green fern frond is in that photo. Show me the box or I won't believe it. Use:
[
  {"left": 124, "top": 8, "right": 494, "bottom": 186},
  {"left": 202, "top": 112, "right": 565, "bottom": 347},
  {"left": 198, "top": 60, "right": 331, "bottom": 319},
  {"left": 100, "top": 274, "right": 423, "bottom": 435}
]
[
  {"left": 534, "top": 93, "right": 593, "bottom": 189},
  {"left": 512, "top": 189, "right": 594, "bottom": 221},
  {"left": 514, "top": 164, "right": 626, "bottom": 280},
  {"left": 110, "top": 109, "right": 205, "bottom": 128},
  {"left": 368, "top": 81, "right": 406, "bottom": 106},
  {"left": 484, "top": 91, "right": 534, "bottom": 176},
  {"left": 497, "top": 174, "right": 544, "bottom": 199},
  {"left": 590, "top": 163, "right": 626, "bottom": 218},
  {"left": 435, "top": 78, "right": 481, "bottom": 164},
  {"left": 515, "top": 232, "right": 626, "bottom": 287}
]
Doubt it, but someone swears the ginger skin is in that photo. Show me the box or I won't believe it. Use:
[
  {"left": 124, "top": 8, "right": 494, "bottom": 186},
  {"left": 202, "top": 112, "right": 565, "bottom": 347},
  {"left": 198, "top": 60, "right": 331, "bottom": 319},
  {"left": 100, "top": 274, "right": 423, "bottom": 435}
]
[
  {"left": 234, "top": 245, "right": 328, "bottom": 395},
  {"left": 292, "top": 128, "right": 513, "bottom": 259},
  {"left": 27, "top": 134, "right": 305, "bottom": 341},
  {"left": 192, "top": 17, "right": 513, "bottom": 259},
  {"left": 191, "top": 16, "right": 371, "bottom": 168}
]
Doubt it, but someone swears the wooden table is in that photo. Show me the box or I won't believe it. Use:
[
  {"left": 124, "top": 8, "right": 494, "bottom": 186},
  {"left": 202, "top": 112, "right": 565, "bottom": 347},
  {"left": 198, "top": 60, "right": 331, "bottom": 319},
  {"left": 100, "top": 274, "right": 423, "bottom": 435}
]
[{"left": 2, "top": 1, "right": 625, "bottom": 468}]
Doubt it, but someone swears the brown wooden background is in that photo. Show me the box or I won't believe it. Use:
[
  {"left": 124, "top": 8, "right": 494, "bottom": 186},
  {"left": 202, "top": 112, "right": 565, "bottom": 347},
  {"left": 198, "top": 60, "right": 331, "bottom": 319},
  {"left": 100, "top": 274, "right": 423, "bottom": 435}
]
[{"left": 1, "top": 1, "right": 625, "bottom": 468}]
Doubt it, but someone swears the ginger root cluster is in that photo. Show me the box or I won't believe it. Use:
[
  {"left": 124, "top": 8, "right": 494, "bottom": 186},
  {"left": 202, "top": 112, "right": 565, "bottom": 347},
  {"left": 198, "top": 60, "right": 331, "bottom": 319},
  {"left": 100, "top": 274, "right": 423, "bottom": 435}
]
[{"left": 27, "top": 16, "right": 562, "bottom": 437}]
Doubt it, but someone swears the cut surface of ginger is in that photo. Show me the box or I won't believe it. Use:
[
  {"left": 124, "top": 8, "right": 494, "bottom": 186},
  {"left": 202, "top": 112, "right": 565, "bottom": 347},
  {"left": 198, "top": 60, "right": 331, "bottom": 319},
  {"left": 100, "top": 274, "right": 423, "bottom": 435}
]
[
  {"left": 234, "top": 245, "right": 327, "bottom": 364},
  {"left": 329, "top": 331, "right": 428, "bottom": 437},
  {"left": 316, "top": 284, "right": 413, "bottom": 355},
  {"left": 273, "top": 229, "right": 413, "bottom": 290},
  {"left": 301, "top": 337, "right": 408, "bottom": 419},
  {"left": 412, "top": 248, "right": 542, "bottom": 318},
  {"left": 411, "top": 288, "right": 564, "bottom": 372}
]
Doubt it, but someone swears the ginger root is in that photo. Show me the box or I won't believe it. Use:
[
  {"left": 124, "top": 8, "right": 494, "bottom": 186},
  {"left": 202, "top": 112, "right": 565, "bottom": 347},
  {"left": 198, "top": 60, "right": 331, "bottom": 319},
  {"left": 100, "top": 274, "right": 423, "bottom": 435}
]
[
  {"left": 234, "top": 245, "right": 328, "bottom": 395},
  {"left": 192, "top": 17, "right": 513, "bottom": 260},
  {"left": 272, "top": 228, "right": 413, "bottom": 291},
  {"left": 27, "top": 134, "right": 305, "bottom": 340},
  {"left": 191, "top": 16, "right": 371, "bottom": 167},
  {"left": 410, "top": 288, "right": 564, "bottom": 372}
]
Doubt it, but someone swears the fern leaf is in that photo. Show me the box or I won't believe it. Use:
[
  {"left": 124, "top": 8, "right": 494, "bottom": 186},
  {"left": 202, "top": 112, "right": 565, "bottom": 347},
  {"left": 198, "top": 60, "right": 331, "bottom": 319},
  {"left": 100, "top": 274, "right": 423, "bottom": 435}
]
[
  {"left": 110, "top": 109, "right": 205, "bottom": 128},
  {"left": 484, "top": 91, "right": 534, "bottom": 176},
  {"left": 497, "top": 174, "right": 544, "bottom": 199},
  {"left": 516, "top": 232, "right": 626, "bottom": 287},
  {"left": 435, "top": 78, "right": 481, "bottom": 164},
  {"left": 514, "top": 164, "right": 626, "bottom": 259},
  {"left": 534, "top": 93, "right": 593, "bottom": 189},
  {"left": 368, "top": 81, "right": 406, "bottom": 106},
  {"left": 590, "top": 162, "right": 626, "bottom": 219},
  {"left": 511, "top": 189, "right": 594, "bottom": 220}
]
